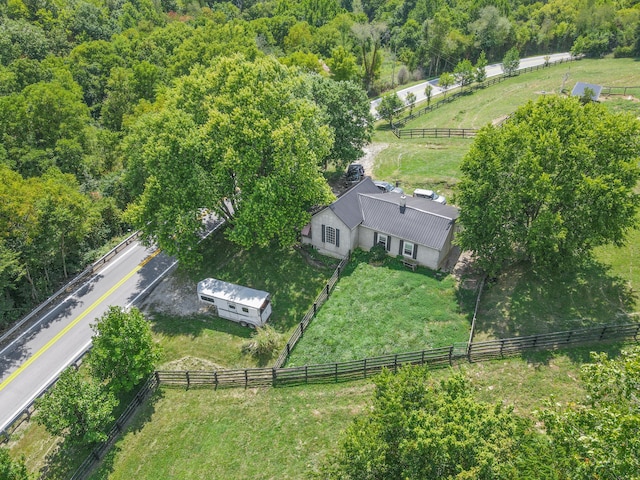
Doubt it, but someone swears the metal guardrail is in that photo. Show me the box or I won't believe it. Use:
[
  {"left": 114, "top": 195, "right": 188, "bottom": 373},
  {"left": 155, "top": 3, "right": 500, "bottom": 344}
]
[
  {"left": 0, "top": 231, "right": 142, "bottom": 439},
  {"left": 0, "top": 231, "right": 142, "bottom": 346}
]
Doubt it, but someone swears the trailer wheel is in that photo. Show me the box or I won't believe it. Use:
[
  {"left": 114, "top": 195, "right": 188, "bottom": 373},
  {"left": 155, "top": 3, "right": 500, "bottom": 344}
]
[{"left": 239, "top": 321, "right": 248, "bottom": 327}]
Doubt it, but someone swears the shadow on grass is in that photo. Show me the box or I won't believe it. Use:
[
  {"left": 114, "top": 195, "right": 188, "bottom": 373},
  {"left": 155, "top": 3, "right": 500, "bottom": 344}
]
[
  {"left": 80, "top": 388, "right": 164, "bottom": 480},
  {"left": 475, "top": 258, "right": 638, "bottom": 340},
  {"left": 39, "top": 387, "right": 164, "bottom": 480},
  {"left": 164, "top": 232, "right": 335, "bottom": 334},
  {"left": 520, "top": 342, "right": 627, "bottom": 367},
  {"left": 151, "top": 312, "right": 253, "bottom": 340}
]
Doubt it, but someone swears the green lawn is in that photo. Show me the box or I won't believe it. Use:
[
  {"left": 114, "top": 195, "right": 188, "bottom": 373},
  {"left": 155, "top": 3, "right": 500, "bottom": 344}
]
[
  {"left": 370, "top": 57, "right": 640, "bottom": 200},
  {"left": 85, "top": 343, "right": 633, "bottom": 480},
  {"left": 146, "top": 230, "right": 337, "bottom": 369},
  {"left": 285, "top": 251, "right": 473, "bottom": 366}
]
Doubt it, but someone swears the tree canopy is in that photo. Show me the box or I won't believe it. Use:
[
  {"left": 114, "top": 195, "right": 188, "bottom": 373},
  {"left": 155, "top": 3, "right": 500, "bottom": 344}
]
[
  {"left": 88, "top": 306, "right": 160, "bottom": 393},
  {"left": 318, "top": 365, "right": 543, "bottom": 480},
  {"left": 540, "top": 346, "right": 640, "bottom": 479},
  {"left": 35, "top": 367, "right": 117, "bottom": 445},
  {"left": 124, "top": 55, "right": 335, "bottom": 262},
  {"left": 456, "top": 95, "right": 640, "bottom": 276}
]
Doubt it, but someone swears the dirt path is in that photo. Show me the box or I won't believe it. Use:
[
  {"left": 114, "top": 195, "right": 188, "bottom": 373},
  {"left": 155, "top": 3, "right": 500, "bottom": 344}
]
[{"left": 359, "top": 142, "right": 389, "bottom": 176}]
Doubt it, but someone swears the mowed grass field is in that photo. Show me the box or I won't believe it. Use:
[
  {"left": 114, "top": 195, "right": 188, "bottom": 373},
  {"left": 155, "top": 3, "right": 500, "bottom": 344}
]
[
  {"left": 372, "top": 58, "right": 640, "bottom": 198},
  {"left": 85, "top": 343, "right": 634, "bottom": 480},
  {"left": 286, "top": 251, "right": 474, "bottom": 366}
]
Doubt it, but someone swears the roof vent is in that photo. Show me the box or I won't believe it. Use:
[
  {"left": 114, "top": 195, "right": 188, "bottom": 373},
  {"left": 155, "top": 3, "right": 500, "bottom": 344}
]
[{"left": 400, "top": 195, "right": 406, "bottom": 214}]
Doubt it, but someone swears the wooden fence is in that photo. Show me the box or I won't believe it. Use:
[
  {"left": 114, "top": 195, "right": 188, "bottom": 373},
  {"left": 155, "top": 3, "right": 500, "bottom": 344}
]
[
  {"left": 272, "top": 253, "right": 350, "bottom": 368},
  {"left": 390, "top": 56, "right": 577, "bottom": 135},
  {"left": 601, "top": 86, "right": 640, "bottom": 96},
  {"left": 157, "top": 322, "right": 640, "bottom": 390},
  {"left": 70, "top": 321, "right": 639, "bottom": 479},
  {"left": 395, "top": 127, "right": 478, "bottom": 139},
  {"left": 71, "top": 374, "right": 159, "bottom": 480}
]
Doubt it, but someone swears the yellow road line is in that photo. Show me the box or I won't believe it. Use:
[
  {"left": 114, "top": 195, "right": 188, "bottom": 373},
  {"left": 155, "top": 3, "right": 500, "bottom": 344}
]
[{"left": 0, "top": 250, "right": 160, "bottom": 393}]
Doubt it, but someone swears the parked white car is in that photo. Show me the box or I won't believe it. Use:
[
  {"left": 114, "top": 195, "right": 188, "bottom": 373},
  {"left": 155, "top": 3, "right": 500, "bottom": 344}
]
[{"left": 413, "top": 188, "right": 446, "bottom": 204}]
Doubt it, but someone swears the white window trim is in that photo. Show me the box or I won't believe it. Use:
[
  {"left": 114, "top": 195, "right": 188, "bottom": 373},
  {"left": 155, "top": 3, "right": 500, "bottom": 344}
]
[
  {"left": 378, "top": 233, "right": 389, "bottom": 250},
  {"left": 403, "top": 241, "right": 415, "bottom": 258},
  {"left": 325, "top": 226, "right": 336, "bottom": 245}
]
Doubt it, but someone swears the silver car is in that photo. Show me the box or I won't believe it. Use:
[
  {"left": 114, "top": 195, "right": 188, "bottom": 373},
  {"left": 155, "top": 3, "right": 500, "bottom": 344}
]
[
  {"left": 374, "top": 180, "right": 404, "bottom": 194},
  {"left": 413, "top": 188, "right": 446, "bottom": 204}
]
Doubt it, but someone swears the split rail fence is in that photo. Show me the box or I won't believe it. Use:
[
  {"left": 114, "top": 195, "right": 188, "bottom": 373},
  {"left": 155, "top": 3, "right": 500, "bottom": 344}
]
[
  {"left": 390, "top": 56, "right": 578, "bottom": 137},
  {"left": 73, "top": 322, "right": 640, "bottom": 479},
  {"left": 273, "top": 253, "right": 350, "bottom": 368},
  {"left": 157, "top": 322, "right": 640, "bottom": 389}
]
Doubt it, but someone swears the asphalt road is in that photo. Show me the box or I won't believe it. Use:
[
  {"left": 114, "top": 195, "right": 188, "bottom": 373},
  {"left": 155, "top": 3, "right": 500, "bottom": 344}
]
[
  {"left": 370, "top": 52, "right": 573, "bottom": 117},
  {"left": 0, "top": 241, "right": 177, "bottom": 432}
]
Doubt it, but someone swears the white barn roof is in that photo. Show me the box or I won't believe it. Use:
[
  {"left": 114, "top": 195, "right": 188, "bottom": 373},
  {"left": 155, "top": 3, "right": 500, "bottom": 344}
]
[{"left": 197, "top": 278, "right": 270, "bottom": 309}]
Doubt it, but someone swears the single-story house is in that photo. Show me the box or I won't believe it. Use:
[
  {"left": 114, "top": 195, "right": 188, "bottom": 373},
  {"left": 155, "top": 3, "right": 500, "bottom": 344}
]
[{"left": 301, "top": 177, "right": 459, "bottom": 270}]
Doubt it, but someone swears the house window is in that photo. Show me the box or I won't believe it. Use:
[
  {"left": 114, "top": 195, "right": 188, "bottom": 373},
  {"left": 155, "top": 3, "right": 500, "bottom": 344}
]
[
  {"left": 325, "top": 226, "right": 336, "bottom": 245},
  {"left": 377, "top": 234, "right": 389, "bottom": 250},
  {"left": 242, "top": 307, "right": 249, "bottom": 313},
  {"left": 403, "top": 241, "right": 415, "bottom": 258},
  {"left": 228, "top": 304, "right": 236, "bottom": 310},
  {"left": 322, "top": 225, "right": 340, "bottom": 247}
]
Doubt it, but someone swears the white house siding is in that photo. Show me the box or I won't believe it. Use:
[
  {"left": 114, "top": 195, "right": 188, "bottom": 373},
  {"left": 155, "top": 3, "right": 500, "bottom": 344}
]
[
  {"left": 359, "top": 226, "right": 444, "bottom": 270},
  {"left": 305, "top": 209, "right": 351, "bottom": 259}
]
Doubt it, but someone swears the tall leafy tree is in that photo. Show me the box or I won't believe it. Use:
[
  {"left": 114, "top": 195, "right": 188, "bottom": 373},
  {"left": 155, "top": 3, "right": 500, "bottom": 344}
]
[
  {"left": 305, "top": 75, "right": 373, "bottom": 170},
  {"left": 88, "top": 306, "right": 160, "bottom": 393},
  {"left": 470, "top": 6, "right": 512, "bottom": 61},
  {"left": 453, "top": 58, "right": 474, "bottom": 86},
  {"left": 438, "top": 71, "right": 455, "bottom": 95},
  {"left": 351, "top": 21, "right": 385, "bottom": 93},
  {"left": 376, "top": 92, "right": 403, "bottom": 126},
  {"left": 318, "top": 366, "right": 545, "bottom": 479},
  {"left": 404, "top": 91, "right": 416, "bottom": 115},
  {"left": 475, "top": 50, "right": 488, "bottom": 82},
  {"left": 35, "top": 367, "right": 117, "bottom": 445},
  {"left": 502, "top": 46, "right": 520, "bottom": 76},
  {"left": 124, "top": 55, "right": 334, "bottom": 261},
  {"left": 540, "top": 346, "right": 640, "bottom": 479},
  {"left": 456, "top": 96, "right": 640, "bottom": 275},
  {"left": 326, "top": 45, "right": 359, "bottom": 82}
]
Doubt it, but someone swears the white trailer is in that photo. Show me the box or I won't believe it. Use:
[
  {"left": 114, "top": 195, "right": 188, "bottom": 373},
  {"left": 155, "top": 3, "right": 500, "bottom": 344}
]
[{"left": 197, "top": 278, "right": 272, "bottom": 328}]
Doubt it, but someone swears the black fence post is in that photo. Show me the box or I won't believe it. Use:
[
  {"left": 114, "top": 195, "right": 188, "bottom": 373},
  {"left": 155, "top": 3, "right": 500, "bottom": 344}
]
[
  {"left": 245, "top": 369, "right": 248, "bottom": 389},
  {"left": 186, "top": 371, "right": 190, "bottom": 390},
  {"left": 313, "top": 302, "right": 317, "bottom": 315},
  {"left": 214, "top": 371, "right": 218, "bottom": 390},
  {"left": 326, "top": 284, "right": 330, "bottom": 296},
  {"left": 363, "top": 358, "right": 367, "bottom": 379},
  {"left": 334, "top": 363, "right": 338, "bottom": 383},
  {"left": 448, "top": 346, "right": 453, "bottom": 366},
  {"left": 300, "top": 322, "right": 304, "bottom": 338},
  {"left": 272, "top": 368, "right": 277, "bottom": 387}
]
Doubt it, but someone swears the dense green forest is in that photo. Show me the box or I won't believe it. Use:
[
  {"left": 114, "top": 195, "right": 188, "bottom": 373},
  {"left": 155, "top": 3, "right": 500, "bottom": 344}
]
[{"left": 1, "top": 0, "right": 639, "bottom": 328}]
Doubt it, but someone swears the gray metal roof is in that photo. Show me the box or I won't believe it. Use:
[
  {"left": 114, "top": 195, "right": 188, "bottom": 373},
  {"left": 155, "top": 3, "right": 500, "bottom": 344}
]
[
  {"left": 327, "top": 177, "right": 381, "bottom": 229},
  {"left": 359, "top": 193, "right": 459, "bottom": 250},
  {"left": 571, "top": 82, "right": 602, "bottom": 101}
]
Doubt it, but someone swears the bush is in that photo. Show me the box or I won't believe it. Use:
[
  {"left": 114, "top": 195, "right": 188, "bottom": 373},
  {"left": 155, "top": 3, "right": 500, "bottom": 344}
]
[
  {"left": 397, "top": 66, "right": 409, "bottom": 85},
  {"left": 613, "top": 46, "right": 634, "bottom": 58},
  {"left": 242, "top": 325, "right": 283, "bottom": 359},
  {"left": 369, "top": 243, "right": 388, "bottom": 263}
]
